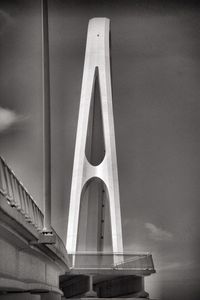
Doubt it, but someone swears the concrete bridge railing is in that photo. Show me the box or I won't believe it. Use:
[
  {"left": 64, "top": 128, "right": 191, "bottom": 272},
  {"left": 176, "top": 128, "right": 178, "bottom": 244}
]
[{"left": 0, "top": 156, "right": 43, "bottom": 231}]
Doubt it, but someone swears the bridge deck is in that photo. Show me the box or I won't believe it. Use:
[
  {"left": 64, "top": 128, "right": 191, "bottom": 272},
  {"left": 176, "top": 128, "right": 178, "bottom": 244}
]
[{"left": 0, "top": 156, "right": 70, "bottom": 297}]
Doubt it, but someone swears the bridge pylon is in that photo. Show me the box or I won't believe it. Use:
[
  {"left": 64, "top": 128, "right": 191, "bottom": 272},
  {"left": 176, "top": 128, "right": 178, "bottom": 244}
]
[{"left": 66, "top": 18, "right": 123, "bottom": 261}]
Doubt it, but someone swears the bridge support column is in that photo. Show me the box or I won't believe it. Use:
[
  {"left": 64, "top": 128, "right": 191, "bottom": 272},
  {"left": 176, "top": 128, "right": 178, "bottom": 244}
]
[{"left": 84, "top": 275, "right": 97, "bottom": 297}]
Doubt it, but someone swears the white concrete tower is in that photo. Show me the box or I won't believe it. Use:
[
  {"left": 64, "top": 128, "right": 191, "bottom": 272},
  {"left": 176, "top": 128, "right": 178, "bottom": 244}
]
[{"left": 66, "top": 18, "right": 123, "bottom": 257}]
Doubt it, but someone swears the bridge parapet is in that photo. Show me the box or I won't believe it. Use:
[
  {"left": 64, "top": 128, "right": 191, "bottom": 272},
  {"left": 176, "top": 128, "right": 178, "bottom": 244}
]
[{"left": 0, "top": 156, "right": 43, "bottom": 231}]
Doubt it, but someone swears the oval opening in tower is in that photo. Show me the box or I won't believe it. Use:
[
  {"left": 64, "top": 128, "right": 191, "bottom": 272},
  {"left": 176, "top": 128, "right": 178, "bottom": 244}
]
[
  {"left": 77, "top": 177, "right": 112, "bottom": 254},
  {"left": 85, "top": 67, "right": 105, "bottom": 166}
]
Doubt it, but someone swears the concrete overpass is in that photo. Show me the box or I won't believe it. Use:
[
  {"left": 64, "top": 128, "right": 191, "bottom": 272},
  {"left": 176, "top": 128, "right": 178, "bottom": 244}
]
[{"left": 0, "top": 156, "right": 70, "bottom": 300}]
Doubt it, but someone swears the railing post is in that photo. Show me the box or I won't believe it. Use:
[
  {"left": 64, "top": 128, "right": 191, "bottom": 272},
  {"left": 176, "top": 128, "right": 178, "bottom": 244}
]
[
  {"left": 18, "top": 184, "right": 26, "bottom": 215},
  {"left": 0, "top": 158, "right": 6, "bottom": 195},
  {"left": 4, "top": 166, "right": 13, "bottom": 204},
  {"left": 10, "top": 173, "right": 18, "bottom": 207}
]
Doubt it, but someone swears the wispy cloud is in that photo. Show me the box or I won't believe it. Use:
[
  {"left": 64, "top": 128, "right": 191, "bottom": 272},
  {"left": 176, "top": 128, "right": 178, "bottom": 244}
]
[
  {"left": 0, "top": 9, "right": 12, "bottom": 34},
  {"left": 158, "top": 260, "right": 195, "bottom": 272},
  {"left": 0, "top": 107, "right": 24, "bottom": 132},
  {"left": 159, "top": 261, "right": 182, "bottom": 271},
  {"left": 145, "top": 222, "right": 173, "bottom": 241}
]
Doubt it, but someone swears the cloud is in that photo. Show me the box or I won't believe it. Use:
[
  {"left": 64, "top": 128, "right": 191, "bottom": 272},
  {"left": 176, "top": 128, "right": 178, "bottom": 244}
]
[
  {"left": 158, "top": 260, "right": 195, "bottom": 272},
  {"left": 0, "top": 10, "right": 12, "bottom": 34},
  {"left": 0, "top": 107, "right": 24, "bottom": 132},
  {"left": 159, "top": 261, "right": 182, "bottom": 271},
  {"left": 145, "top": 222, "right": 173, "bottom": 241}
]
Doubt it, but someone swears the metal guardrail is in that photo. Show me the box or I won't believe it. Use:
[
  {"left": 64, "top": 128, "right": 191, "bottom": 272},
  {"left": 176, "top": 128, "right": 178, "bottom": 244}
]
[
  {"left": 68, "top": 252, "right": 155, "bottom": 271},
  {"left": 0, "top": 156, "right": 43, "bottom": 231}
]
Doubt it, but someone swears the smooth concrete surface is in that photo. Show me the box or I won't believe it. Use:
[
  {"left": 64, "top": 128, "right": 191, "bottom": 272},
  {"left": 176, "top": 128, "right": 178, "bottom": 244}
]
[
  {"left": 40, "top": 292, "right": 62, "bottom": 300},
  {"left": 0, "top": 193, "right": 69, "bottom": 296},
  {"left": 94, "top": 276, "right": 146, "bottom": 298},
  {"left": 62, "top": 298, "right": 151, "bottom": 300},
  {"left": 0, "top": 294, "right": 40, "bottom": 300},
  {"left": 0, "top": 293, "right": 62, "bottom": 300},
  {"left": 60, "top": 275, "right": 89, "bottom": 298},
  {"left": 66, "top": 18, "right": 123, "bottom": 260}
]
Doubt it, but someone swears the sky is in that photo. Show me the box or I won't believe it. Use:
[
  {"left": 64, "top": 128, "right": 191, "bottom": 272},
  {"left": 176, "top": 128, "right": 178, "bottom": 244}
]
[{"left": 0, "top": 0, "right": 200, "bottom": 299}]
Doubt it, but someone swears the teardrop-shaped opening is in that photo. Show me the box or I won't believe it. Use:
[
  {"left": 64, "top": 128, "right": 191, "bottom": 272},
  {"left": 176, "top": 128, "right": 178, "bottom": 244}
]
[
  {"left": 85, "top": 67, "right": 105, "bottom": 166},
  {"left": 77, "top": 177, "right": 112, "bottom": 253}
]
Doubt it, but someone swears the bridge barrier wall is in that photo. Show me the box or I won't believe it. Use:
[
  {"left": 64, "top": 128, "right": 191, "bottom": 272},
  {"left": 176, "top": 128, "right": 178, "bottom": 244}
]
[{"left": 0, "top": 157, "right": 43, "bottom": 231}]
